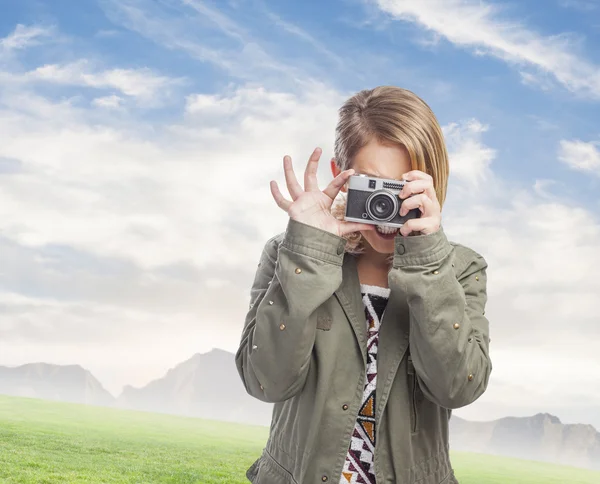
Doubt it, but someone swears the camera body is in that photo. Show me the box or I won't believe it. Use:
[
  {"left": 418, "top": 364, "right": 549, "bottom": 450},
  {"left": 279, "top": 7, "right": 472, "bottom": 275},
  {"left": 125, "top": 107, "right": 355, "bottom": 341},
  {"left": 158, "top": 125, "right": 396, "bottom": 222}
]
[{"left": 344, "top": 174, "right": 421, "bottom": 228}]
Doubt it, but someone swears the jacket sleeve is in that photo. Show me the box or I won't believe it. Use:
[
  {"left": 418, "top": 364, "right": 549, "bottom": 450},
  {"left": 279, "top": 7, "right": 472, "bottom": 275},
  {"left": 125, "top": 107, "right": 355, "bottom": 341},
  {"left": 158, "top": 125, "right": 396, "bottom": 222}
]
[
  {"left": 235, "top": 218, "right": 347, "bottom": 403},
  {"left": 389, "top": 226, "right": 492, "bottom": 409}
]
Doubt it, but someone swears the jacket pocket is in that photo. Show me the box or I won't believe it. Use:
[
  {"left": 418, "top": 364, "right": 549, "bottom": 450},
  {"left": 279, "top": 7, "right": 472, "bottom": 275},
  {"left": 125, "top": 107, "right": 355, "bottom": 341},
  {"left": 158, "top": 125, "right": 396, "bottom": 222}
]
[
  {"left": 246, "top": 456, "right": 261, "bottom": 482},
  {"left": 407, "top": 355, "right": 419, "bottom": 434},
  {"left": 251, "top": 448, "right": 298, "bottom": 484}
]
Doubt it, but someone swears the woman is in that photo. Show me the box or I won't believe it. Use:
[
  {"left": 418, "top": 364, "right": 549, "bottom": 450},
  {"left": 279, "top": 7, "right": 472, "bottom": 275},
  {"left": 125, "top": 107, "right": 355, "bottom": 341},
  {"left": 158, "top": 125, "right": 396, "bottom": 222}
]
[{"left": 235, "top": 86, "right": 492, "bottom": 484}]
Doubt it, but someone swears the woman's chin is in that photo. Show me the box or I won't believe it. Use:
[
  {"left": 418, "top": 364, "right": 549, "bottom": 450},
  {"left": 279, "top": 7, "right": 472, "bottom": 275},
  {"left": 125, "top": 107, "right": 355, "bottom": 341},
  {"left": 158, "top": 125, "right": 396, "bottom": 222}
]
[{"left": 361, "top": 229, "right": 397, "bottom": 254}]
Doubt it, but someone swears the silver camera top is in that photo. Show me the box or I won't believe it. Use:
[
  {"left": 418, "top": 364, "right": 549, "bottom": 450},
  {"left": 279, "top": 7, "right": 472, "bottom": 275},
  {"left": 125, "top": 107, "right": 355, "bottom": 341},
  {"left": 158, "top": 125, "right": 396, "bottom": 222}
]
[{"left": 347, "top": 173, "right": 407, "bottom": 194}]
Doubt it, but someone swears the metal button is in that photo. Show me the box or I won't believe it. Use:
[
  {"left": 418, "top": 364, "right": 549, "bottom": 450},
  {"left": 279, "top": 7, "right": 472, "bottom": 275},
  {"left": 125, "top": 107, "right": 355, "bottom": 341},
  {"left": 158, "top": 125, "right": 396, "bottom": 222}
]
[
  {"left": 468, "top": 337, "right": 473, "bottom": 343},
  {"left": 397, "top": 243, "right": 406, "bottom": 255},
  {"left": 475, "top": 275, "right": 480, "bottom": 281},
  {"left": 468, "top": 373, "right": 473, "bottom": 381},
  {"left": 322, "top": 476, "right": 328, "bottom": 482},
  {"left": 268, "top": 301, "right": 274, "bottom": 305},
  {"left": 337, "top": 243, "right": 345, "bottom": 255},
  {"left": 267, "top": 280, "right": 272, "bottom": 285},
  {"left": 279, "top": 323, "right": 286, "bottom": 331},
  {"left": 252, "top": 345, "right": 258, "bottom": 350},
  {"left": 342, "top": 404, "right": 349, "bottom": 411},
  {"left": 432, "top": 270, "right": 439, "bottom": 275},
  {"left": 260, "top": 385, "right": 264, "bottom": 390},
  {"left": 249, "top": 303, "right": 254, "bottom": 309},
  {"left": 453, "top": 323, "right": 460, "bottom": 329},
  {"left": 295, "top": 267, "right": 302, "bottom": 274}
]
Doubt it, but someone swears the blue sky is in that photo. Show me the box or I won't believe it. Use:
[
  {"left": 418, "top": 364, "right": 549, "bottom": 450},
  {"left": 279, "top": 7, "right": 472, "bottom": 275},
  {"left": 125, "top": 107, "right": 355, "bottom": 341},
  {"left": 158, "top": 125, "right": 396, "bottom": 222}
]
[{"left": 0, "top": 0, "right": 599, "bottom": 429}]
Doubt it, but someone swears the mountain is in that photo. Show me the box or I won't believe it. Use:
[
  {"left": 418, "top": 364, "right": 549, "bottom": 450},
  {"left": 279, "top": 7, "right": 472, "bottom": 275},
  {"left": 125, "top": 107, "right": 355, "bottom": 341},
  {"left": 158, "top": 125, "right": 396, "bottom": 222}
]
[
  {"left": 0, "top": 362, "right": 114, "bottom": 406},
  {"left": 2, "top": 351, "right": 599, "bottom": 471},
  {"left": 450, "top": 412, "right": 600, "bottom": 470},
  {"left": 115, "top": 348, "right": 272, "bottom": 425}
]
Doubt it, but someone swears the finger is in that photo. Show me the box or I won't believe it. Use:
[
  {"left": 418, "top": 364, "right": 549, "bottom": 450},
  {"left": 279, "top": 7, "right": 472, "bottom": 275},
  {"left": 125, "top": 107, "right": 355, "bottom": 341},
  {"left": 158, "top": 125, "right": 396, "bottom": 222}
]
[
  {"left": 304, "top": 147, "right": 322, "bottom": 192},
  {"left": 402, "top": 170, "right": 433, "bottom": 183},
  {"left": 399, "top": 193, "right": 434, "bottom": 216},
  {"left": 270, "top": 181, "right": 292, "bottom": 211},
  {"left": 323, "top": 168, "right": 354, "bottom": 200},
  {"left": 283, "top": 155, "right": 303, "bottom": 200},
  {"left": 338, "top": 221, "right": 376, "bottom": 237},
  {"left": 399, "top": 179, "right": 434, "bottom": 200},
  {"left": 399, "top": 217, "right": 438, "bottom": 237}
]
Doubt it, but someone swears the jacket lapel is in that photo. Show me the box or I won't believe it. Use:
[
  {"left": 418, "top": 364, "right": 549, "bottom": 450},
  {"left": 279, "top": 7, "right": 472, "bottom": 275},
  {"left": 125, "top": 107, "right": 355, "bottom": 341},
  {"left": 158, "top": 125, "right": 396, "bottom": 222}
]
[
  {"left": 334, "top": 254, "right": 367, "bottom": 366},
  {"left": 334, "top": 254, "right": 411, "bottom": 425},
  {"left": 375, "top": 283, "right": 410, "bottom": 423}
]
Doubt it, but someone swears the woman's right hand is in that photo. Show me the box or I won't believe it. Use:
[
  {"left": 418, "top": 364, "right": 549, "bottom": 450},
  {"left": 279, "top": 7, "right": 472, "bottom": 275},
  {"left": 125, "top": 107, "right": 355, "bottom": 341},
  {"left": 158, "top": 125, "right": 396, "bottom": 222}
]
[{"left": 270, "top": 147, "right": 376, "bottom": 237}]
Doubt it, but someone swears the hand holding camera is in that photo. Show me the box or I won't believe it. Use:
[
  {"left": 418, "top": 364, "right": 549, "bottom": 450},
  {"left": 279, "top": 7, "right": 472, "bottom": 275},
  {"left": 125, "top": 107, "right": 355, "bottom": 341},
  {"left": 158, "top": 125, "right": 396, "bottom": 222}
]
[
  {"left": 396, "top": 170, "right": 442, "bottom": 236},
  {"left": 344, "top": 170, "right": 441, "bottom": 236},
  {"left": 270, "top": 148, "right": 377, "bottom": 237}
]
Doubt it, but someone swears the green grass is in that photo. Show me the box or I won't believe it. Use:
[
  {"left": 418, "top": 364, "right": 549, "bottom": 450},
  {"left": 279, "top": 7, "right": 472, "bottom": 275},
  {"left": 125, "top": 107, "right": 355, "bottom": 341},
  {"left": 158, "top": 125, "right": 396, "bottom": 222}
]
[{"left": 0, "top": 394, "right": 599, "bottom": 483}]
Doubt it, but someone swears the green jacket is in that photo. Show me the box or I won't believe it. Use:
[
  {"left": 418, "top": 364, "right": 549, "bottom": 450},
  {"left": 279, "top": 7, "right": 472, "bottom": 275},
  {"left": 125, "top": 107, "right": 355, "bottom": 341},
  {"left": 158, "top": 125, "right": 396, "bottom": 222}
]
[{"left": 236, "top": 218, "right": 492, "bottom": 484}]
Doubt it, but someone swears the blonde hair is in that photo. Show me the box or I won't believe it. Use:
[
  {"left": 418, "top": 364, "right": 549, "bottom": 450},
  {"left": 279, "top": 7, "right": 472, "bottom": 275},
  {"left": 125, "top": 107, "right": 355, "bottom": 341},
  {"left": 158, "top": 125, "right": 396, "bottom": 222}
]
[{"left": 330, "top": 86, "right": 449, "bottom": 258}]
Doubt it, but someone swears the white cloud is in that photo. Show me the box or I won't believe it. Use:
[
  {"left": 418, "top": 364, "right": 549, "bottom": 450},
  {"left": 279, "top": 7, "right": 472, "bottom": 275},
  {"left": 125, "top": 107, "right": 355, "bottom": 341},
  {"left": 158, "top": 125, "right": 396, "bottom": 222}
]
[
  {"left": 375, "top": 0, "right": 600, "bottom": 99},
  {"left": 0, "top": 24, "right": 53, "bottom": 54},
  {"left": 95, "top": 29, "right": 121, "bottom": 38},
  {"left": 0, "top": 83, "right": 344, "bottom": 270},
  {"left": 558, "top": 139, "right": 600, "bottom": 174},
  {"left": 444, "top": 119, "right": 496, "bottom": 186},
  {"left": 92, "top": 94, "right": 125, "bottom": 109},
  {"left": 17, "top": 61, "right": 184, "bottom": 105},
  {"left": 519, "top": 70, "right": 555, "bottom": 92},
  {"left": 533, "top": 179, "right": 559, "bottom": 199}
]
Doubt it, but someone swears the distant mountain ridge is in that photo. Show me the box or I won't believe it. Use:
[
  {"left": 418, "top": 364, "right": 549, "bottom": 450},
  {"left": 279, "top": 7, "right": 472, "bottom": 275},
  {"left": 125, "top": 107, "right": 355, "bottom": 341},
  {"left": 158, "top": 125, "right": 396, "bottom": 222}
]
[
  {"left": 115, "top": 348, "right": 272, "bottom": 425},
  {"left": 450, "top": 412, "right": 600, "bottom": 470},
  {"left": 1, "top": 350, "right": 599, "bottom": 470},
  {"left": 0, "top": 362, "right": 114, "bottom": 406}
]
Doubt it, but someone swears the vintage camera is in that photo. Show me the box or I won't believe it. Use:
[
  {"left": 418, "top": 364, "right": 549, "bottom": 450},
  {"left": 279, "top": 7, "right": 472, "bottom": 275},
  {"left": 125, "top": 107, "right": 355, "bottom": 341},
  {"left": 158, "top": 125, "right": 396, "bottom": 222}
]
[{"left": 344, "top": 174, "right": 421, "bottom": 227}]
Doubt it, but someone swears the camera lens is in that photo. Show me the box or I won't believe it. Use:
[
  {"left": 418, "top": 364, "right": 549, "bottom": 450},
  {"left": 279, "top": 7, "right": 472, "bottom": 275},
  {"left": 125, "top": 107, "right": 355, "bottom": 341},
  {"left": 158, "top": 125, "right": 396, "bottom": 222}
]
[
  {"left": 366, "top": 191, "right": 398, "bottom": 222},
  {"left": 374, "top": 197, "right": 391, "bottom": 216}
]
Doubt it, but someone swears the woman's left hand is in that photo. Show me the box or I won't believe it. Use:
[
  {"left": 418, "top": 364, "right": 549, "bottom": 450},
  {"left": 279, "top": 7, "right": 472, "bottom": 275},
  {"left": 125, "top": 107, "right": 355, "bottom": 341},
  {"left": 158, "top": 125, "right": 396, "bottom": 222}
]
[{"left": 397, "top": 170, "right": 442, "bottom": 236}]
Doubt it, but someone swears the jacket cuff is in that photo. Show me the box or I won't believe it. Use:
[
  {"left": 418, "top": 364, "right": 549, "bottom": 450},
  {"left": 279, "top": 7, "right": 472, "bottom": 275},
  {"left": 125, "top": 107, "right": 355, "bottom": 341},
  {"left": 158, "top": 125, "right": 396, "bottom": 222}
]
[
  {"left": 281, "top": 218, "right": 347, "bottom": 266},
  {"left": 393, "top": 226, "right": 452, "bottom": 267}
]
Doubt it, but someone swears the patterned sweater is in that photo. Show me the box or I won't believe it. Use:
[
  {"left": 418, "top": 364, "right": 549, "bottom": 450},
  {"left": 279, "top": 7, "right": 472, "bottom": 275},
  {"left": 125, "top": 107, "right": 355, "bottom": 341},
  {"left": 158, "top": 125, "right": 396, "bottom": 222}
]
[{"left": 340, "top": 284, "right": 390, "bottom": 484}]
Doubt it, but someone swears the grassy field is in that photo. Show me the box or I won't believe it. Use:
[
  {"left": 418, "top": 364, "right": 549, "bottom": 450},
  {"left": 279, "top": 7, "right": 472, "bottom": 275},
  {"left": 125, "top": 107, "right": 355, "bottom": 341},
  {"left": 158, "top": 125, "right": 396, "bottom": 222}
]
[{"left": 0, "top": 394, "right": 599, "bottom": 483}]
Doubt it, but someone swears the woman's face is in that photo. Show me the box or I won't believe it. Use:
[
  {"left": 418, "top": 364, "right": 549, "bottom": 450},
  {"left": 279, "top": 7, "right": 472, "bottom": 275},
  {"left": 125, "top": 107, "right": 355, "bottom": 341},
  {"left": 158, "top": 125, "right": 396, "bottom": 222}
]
[{"left": 332, "top": 137, "right": 413, "bottom": 255}]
